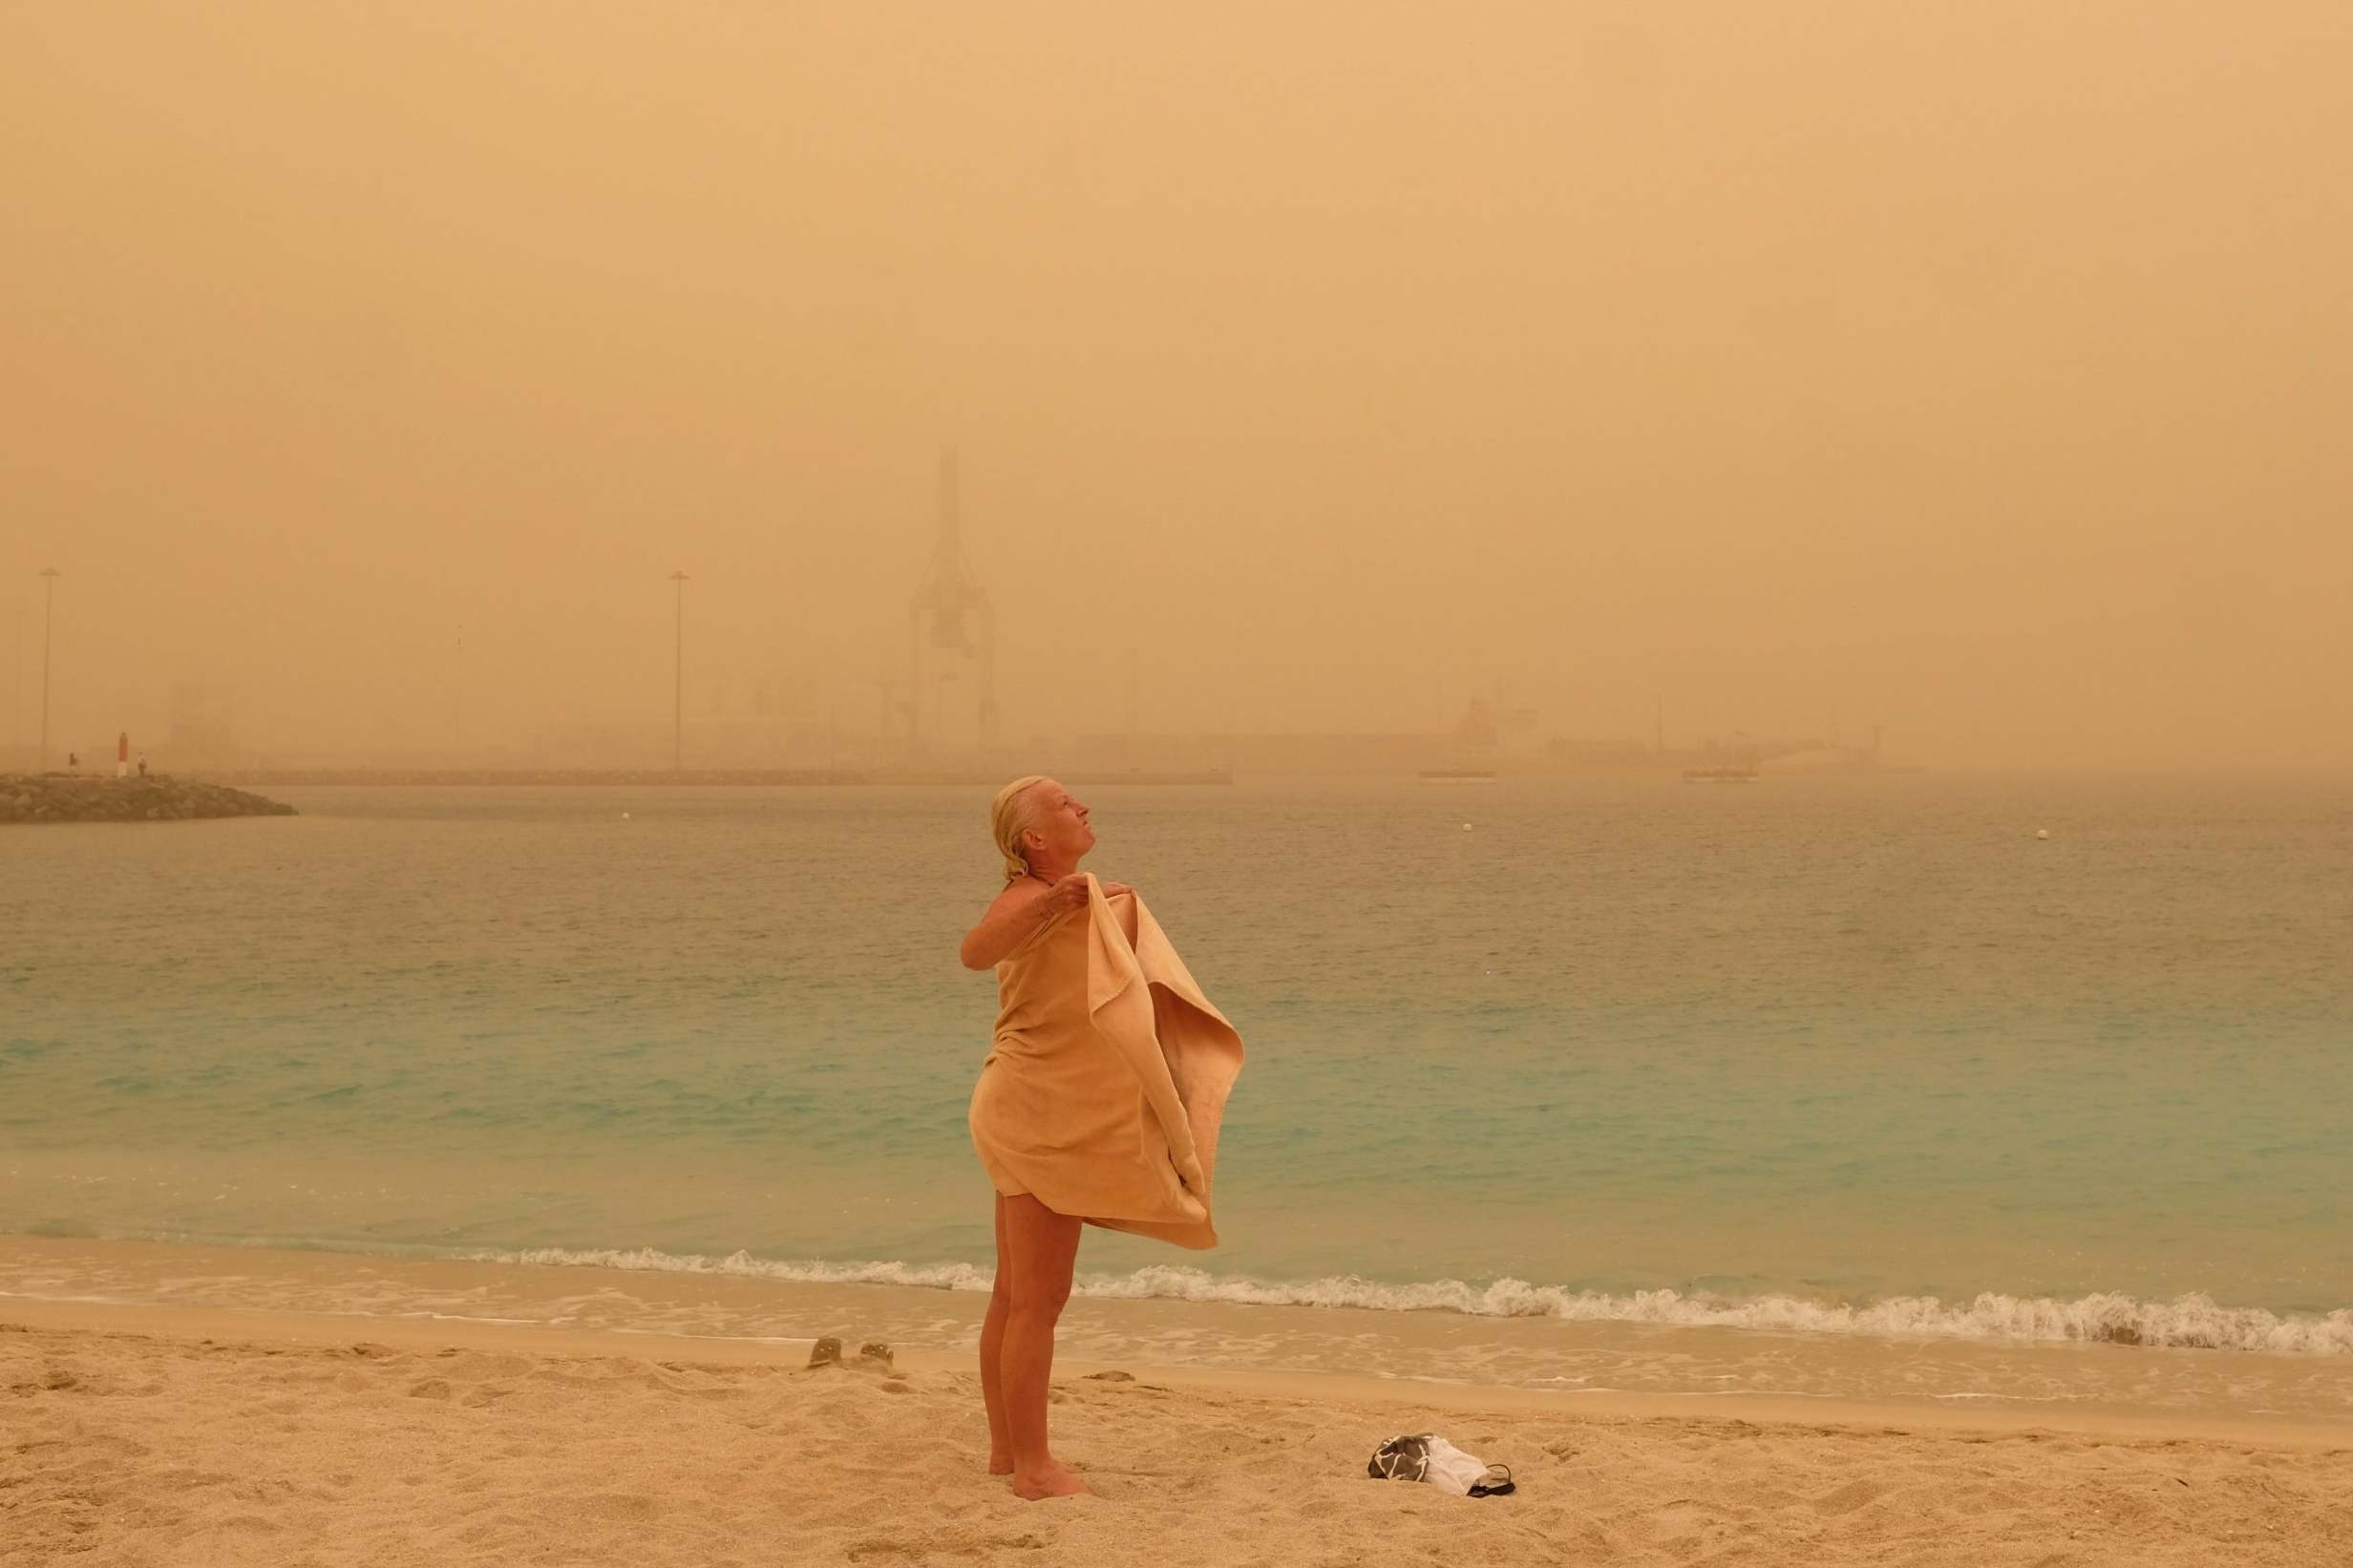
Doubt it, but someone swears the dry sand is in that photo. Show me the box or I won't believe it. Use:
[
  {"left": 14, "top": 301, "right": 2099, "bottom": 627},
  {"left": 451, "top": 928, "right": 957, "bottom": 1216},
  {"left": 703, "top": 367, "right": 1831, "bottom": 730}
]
[{"left": 5, "top": 1303, "right": 2348, "bottom": 1567}]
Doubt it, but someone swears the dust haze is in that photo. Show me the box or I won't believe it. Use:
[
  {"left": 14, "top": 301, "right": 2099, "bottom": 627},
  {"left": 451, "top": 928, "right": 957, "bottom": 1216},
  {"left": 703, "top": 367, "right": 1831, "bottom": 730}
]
[{"left": 5, "top": 3, "right": 2347, "bottom": 771}]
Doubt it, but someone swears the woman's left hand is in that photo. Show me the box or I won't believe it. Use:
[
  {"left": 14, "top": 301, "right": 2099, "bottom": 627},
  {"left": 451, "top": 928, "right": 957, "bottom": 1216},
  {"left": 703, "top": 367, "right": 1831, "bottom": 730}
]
[{"left": 1098, "top": 880, "right": 1134, "bottom": 899}]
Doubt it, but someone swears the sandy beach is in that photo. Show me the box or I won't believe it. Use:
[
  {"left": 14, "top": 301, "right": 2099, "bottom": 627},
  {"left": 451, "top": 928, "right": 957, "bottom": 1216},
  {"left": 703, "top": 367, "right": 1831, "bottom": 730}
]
[{"left": 6, "top": 1296, "right": 2346, "bottom": 1568}]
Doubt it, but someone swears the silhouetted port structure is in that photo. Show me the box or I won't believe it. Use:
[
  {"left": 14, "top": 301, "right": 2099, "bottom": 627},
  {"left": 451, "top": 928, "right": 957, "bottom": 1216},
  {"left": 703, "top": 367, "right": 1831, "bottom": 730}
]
[{"left": 907, "top": 450, "right": 998, "bottom": 752}]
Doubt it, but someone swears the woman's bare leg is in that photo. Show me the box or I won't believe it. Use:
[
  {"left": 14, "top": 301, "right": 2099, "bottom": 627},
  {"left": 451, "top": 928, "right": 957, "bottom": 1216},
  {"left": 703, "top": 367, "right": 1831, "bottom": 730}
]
[
  {"left": 998, "top": 1193, "right": 1087, "bottom": 1498},
  {"left": 979, "top": 1195, "right": 1014, "bottom": 1473}
]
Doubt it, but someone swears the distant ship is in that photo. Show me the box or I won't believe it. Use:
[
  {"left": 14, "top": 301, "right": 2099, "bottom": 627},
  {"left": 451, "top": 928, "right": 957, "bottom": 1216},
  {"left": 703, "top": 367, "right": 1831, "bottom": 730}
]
[{"left": 1682, "top": 767, "right": 1759, "bottom": 783}]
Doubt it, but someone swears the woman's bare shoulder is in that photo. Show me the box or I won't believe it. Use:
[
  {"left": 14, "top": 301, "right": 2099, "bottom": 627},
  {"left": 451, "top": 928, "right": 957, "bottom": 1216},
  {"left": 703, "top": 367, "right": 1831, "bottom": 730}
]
[{"left": 985, "top": 879, "right": 1049, "bottom": 915}]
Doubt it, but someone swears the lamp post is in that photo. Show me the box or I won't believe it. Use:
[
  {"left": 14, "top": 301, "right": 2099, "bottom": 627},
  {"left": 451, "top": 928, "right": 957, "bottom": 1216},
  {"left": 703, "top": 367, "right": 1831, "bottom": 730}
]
[
  {"left": 669, "top": 570, "right": 689, "bottom": 772},
  {"left": 453, "top": 622, "right": 465, "bottom": 765},
  {"left": 38, "top": 568, "right": 60, "bottom": 773}
]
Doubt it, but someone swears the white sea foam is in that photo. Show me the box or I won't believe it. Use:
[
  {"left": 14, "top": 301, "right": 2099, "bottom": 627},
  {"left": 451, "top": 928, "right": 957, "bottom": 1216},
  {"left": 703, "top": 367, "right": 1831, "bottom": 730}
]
[
  {"left": 491, "top": 1245, "right": 997, "bottom": 1294},
  {"left": 477, "top": 1247, "right": 2353, "bottom": 1356}
]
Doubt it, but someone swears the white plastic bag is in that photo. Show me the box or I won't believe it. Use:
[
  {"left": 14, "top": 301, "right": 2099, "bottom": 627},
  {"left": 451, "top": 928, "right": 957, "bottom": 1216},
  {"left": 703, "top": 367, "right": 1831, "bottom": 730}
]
[{"left": 1367, "top": 1433, "right": 1515, "bottom": 1496}]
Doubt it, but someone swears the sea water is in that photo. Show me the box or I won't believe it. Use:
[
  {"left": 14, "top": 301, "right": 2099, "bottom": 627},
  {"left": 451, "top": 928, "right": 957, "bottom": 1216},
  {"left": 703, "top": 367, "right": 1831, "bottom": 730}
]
[{"left": 4, "top": 774, "right": 2350, "bottom": 1399}]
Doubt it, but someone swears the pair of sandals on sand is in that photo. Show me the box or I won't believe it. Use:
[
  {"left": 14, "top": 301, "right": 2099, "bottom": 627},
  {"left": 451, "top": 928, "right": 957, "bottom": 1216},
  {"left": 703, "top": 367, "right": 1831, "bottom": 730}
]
[{"left": 1367, "top": 1433, "right": 1516, "bottom": 1497}]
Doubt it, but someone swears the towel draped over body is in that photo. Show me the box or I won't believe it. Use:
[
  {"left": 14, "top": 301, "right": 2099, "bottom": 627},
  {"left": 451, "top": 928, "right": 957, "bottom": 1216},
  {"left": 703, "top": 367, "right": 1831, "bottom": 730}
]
[{"left": 967, "top": 874, "right": 1244, "bottom": 1249}]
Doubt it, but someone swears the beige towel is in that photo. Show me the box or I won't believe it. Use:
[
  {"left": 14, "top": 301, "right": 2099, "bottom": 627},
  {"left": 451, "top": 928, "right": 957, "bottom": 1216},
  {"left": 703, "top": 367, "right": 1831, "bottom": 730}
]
[{"left": 968, "top": 874, "right": 1244, "bottom": 1248}]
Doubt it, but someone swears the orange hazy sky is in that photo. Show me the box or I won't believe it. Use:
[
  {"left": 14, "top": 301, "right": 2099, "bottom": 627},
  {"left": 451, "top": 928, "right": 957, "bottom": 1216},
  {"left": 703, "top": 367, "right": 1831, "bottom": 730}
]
[{"left": 5, "top": 3, "right": 2347, "bottom": 766}]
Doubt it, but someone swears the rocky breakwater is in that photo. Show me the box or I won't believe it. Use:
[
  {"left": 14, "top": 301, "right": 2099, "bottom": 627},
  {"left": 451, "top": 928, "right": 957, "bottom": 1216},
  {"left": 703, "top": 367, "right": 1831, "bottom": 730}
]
[{"left": 0, "top": 773, "right": 298, "bottom": 824}]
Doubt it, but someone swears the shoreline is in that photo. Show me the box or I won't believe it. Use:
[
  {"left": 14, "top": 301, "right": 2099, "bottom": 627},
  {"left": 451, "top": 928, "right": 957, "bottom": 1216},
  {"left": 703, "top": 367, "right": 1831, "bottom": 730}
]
[
  {"left": 7, "top": 1291, "right": 2348, "bottom": 1453},
  {"left": 7, "top": 1235, "right": 2349, "bottom": 1450}
]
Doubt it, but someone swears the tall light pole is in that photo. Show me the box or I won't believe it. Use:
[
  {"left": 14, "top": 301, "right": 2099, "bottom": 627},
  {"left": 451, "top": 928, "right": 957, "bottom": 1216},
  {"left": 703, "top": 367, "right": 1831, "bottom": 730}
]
[
  {"left": 453, "top": 621, "right": 465, "bottom": 763},
  {"left": 38, "top": 568, "right": 60, "bottom": 773},
  {"left": 668, "top": 570, "right": 689, "bottom": 772}
]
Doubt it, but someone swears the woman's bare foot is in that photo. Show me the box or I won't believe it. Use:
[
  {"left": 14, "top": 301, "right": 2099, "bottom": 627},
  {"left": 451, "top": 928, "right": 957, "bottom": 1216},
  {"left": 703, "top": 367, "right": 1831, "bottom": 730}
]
[
  {"left": 1009, "top": 1461, "right": 1091, "bottom": 1500},
  {"left": 987, "top": 1450, "right": 1015, "bottom": 1475}
]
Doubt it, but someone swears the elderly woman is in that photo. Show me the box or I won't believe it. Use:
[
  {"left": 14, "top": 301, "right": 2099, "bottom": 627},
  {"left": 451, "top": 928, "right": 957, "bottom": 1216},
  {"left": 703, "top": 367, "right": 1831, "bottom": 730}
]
[{"left": 960, "top": 775, "right": 1244, "bottom": 1500}]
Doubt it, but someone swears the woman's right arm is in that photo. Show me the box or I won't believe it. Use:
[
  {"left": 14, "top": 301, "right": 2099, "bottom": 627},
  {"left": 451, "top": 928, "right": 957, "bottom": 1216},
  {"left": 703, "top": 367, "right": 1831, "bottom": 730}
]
[{"left": 960, "top": 879, "right": 1063, "bottom": 970}]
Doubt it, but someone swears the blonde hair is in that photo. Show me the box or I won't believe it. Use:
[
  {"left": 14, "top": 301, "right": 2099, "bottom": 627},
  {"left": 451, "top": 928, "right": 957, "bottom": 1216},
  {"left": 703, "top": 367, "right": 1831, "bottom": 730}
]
[{"left": 989, "top": 774, "right": 1050, "bottom": 884}]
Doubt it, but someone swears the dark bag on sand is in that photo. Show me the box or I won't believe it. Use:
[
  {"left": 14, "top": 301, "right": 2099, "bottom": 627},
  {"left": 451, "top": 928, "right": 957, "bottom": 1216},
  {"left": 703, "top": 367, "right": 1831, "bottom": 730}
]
[{"left": 1367, "top": 1433, "right": 1516, "bottom": 1496}]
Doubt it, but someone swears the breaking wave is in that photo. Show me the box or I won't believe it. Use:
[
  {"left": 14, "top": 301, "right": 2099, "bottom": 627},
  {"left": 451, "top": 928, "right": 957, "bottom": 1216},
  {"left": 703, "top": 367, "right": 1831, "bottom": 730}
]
[{"left": 479, "top": 1247, "right": 2353, "bottom": 1356}]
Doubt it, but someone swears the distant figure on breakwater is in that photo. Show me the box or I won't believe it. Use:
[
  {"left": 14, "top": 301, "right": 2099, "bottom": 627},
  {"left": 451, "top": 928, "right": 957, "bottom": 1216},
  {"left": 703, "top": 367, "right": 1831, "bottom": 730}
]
[{"left": 138, "top": 753, "right": 149, "bottom": 778}]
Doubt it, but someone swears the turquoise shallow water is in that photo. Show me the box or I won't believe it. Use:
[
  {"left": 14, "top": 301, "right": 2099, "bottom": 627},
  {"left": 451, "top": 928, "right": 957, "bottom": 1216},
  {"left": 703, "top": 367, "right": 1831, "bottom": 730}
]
[{"left": 4, "top": 774, "right": 2350, "bottom": 1355}]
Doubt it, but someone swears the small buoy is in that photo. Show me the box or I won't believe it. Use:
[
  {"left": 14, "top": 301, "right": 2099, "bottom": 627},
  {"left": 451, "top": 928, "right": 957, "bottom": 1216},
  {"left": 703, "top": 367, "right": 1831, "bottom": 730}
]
[
  {"left": 2035, "top": 828, "right": 2048, "bottom": 839},
  {"left": 621, "top": 811, "right": 632, "bottom": 820},
  {"left": 1461, "top": 822, "right": 1473, "bottom": 831}
]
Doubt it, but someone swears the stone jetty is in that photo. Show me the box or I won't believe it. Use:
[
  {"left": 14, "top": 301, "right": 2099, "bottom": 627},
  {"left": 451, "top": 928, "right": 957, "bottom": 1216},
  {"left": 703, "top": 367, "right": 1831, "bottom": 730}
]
[
  {"left": 0, "top": 773, "right": 297, "bottom": 825},
  {"left": 195, "top": 766, "right": 1234, "bottom": 787}
]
